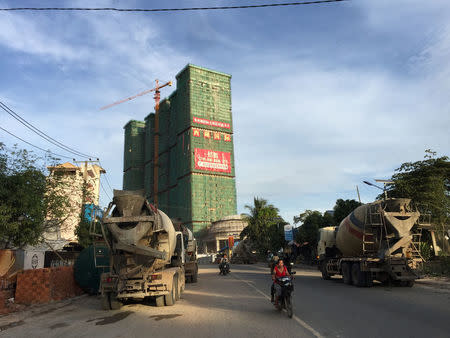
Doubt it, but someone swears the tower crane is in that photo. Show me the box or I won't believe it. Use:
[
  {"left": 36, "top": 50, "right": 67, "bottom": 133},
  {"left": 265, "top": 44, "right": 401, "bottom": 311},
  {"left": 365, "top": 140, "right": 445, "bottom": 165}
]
[{"left": 100, "top": 79, "right": 173, "bottom": 206}]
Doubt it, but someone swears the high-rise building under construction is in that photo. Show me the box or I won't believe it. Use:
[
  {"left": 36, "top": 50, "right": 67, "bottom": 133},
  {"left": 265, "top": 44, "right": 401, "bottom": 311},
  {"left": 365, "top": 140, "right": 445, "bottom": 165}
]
[{"left": 123, "top": 64, "right": 237, "bottom": 235}]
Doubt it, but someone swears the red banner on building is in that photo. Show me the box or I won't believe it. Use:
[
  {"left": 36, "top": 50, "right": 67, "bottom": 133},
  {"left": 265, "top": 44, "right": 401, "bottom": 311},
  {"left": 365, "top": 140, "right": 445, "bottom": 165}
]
[
  {"left": 194, "top": 148, "right": 231, "bottom": 173},
  {"left": 193, "top": 116, "right": 231, "bottom": 129}
]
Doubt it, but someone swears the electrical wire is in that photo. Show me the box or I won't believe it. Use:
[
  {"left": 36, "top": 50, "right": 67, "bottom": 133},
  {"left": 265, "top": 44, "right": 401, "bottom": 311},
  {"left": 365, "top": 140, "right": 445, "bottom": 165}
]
[
  {"left": 0, "top": 125, "right": 73, "bottom": 159},
  {"left": 98, "top": 160, "right": 114, "bottom": 193},
  {"left": 0, "top": 1, "right": 348, "bottom": 13},
  {"left": 100, "top": 181, "right": 112, "bottom": 201},
  {"left": 0, "top": 101, "right": 96, "bottom": 159}
]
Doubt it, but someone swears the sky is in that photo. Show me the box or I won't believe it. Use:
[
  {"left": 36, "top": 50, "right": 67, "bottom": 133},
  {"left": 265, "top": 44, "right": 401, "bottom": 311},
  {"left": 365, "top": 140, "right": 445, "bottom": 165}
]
[{"left": 0, "top": 0, "right": 449, "bottom": 223}]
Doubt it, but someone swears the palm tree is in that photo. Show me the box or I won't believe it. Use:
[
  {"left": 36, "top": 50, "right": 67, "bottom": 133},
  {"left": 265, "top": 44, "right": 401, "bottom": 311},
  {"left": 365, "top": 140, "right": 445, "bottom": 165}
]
[{"left": 240, "top": 197, "right": 284, "bottom": 255}]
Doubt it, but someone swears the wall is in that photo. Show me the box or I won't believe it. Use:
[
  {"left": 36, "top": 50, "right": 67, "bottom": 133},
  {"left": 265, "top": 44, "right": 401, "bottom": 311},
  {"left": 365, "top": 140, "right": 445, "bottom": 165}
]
[{"left": 15, "top": 266, "right": 83, "bottom": 305}]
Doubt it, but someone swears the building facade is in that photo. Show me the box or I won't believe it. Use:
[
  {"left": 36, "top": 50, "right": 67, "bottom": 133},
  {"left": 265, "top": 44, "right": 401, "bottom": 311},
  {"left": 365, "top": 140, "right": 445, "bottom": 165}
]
[
  {"left": 123, "top": 64, "right": 237, "bottom": 235},
  {"left": 46, "top": 162, "right": 105, "bottom": 242},
  {"left": 203, "top": 215, "right": 247, "bottom": 253}
]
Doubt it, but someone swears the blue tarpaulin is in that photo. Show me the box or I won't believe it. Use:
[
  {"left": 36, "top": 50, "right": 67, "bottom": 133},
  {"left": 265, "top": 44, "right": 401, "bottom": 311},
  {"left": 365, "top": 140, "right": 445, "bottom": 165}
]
[{"left": 83, "top": 204, "right": 103, "bottom": 222}]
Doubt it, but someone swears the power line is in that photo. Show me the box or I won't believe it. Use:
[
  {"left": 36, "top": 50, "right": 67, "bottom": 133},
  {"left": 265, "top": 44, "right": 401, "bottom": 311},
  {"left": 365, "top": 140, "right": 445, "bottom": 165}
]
[
  {"left": 100, "top": 181, "right": 112, "bottom": 201},
  {"left": 0, "top": 101, "right": 95, "bottom": 159},
  {"left": 0, "top": 1, "right": 348, "bottom": 13},
  {"left": 0, "top": 125, "right": 74, "bottom": 160},
  {"left": 98, "top": 160, "right": 114, "bottom": 193}
]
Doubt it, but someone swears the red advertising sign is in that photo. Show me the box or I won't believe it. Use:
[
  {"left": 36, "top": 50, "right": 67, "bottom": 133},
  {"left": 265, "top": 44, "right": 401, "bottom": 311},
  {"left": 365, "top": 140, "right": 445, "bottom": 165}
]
[
  {"left": 194, "top": 148, "right": 231, "bottom": 173},
  {"left": 193, "top": 116, "right": 231, "bottom": 129}
]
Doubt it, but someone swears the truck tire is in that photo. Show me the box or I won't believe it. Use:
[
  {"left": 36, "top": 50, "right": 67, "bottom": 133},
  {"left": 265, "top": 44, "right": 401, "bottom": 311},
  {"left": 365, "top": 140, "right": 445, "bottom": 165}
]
[
  {"left": 351, "top": 263, "right": 364, "bottom": 287},
  {"left": 109, "top": 293, "right": 122, "bottom": 310},
  {"left": 155, "top": 296, "right": 165, "bottom": 307},
  {"left": 191, "top": 269, "right": 198, "bottom": 283},
  {"left": 175, "top": 275, "right": 180, "bottom": 301},
  {"left": 101, "top": 293, "right": 110, "bottom": 310},
  {"left": 365, "top": 272, "right": 373, "bottom": 287},
  {"left": 165, "top": 277, "right": 176, "bottom": 306},
  {"left": 320, "top": 261, "right": 331, "bottom": 280},
  {"left": 342, "top": 262, "right": 352, "bottom": 285}
]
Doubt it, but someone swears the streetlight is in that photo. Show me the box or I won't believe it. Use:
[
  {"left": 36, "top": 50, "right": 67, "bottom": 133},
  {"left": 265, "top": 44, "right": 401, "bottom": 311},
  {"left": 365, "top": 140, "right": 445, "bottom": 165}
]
[{"left": 363, "top": 179, "right": 394, "bottom": 199}]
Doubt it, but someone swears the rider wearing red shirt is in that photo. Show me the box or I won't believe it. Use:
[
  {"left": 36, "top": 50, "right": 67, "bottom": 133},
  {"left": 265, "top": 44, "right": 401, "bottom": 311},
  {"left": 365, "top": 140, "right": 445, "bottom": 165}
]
[{"left": 271, "top": 259, "right": 291, "bottom": 307}]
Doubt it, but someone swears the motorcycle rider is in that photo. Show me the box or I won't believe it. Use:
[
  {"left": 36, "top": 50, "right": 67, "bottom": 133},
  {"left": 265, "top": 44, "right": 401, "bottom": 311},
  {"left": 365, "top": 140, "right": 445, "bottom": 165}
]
[
  {"left": 271, "top": 258, "right": 291, "bottom": 307},
  {"left": 219, "top": 254, "right": 229, "bottom": 274}
]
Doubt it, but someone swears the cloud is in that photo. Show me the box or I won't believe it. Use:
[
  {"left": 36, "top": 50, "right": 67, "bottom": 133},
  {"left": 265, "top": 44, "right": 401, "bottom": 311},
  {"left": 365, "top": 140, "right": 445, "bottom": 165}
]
[{"left": 0, "top": 0, "right": 448, "bottom": 220}]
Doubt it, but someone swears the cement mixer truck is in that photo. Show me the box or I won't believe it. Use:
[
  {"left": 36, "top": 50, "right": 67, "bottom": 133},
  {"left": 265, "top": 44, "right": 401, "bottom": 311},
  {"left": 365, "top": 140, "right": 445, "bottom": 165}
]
[
  {"left": 317, "top": 198, "right": 429, "bottom": 287},
  {"left": 98, "top": 190, "right": 186, "bottom": 309}
]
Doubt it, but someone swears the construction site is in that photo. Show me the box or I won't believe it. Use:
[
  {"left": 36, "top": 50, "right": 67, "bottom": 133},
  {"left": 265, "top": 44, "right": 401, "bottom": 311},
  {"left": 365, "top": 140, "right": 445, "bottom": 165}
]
[{"left": 122, "top": 64, "right": 237, "bottom": 236}]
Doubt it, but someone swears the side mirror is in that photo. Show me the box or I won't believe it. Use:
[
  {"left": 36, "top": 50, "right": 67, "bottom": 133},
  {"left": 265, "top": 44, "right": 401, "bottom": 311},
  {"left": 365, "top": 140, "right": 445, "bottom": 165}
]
[{"left": 291, "top": 271, "right": 297, "bottom": 275}]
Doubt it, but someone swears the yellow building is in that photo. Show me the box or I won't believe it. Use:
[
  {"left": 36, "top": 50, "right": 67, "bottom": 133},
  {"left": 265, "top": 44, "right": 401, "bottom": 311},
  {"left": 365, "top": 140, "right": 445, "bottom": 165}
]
[{"left": 45, "top": 162, "right": 105, "bottom": 242}]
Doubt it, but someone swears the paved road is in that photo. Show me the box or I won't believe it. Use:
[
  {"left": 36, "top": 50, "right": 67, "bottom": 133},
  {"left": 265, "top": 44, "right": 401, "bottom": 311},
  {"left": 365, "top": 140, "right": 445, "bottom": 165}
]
[{"left": 1, "top": 264, "right": 449, "bottom": 338}]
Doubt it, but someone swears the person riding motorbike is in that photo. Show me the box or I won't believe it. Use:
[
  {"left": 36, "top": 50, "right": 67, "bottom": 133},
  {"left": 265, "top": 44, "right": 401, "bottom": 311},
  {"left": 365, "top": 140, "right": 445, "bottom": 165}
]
[
  {"left": 271, "top": 258, "right": 291, "bottom": 307},
  {"left": 219, "top": 254, "right": 229, "bottom": 274}
]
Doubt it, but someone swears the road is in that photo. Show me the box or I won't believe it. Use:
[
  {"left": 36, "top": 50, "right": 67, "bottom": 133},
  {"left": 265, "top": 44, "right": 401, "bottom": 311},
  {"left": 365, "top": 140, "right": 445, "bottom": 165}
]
[{"left": 1, "top": 264, "right": 449, "bottom": 338}]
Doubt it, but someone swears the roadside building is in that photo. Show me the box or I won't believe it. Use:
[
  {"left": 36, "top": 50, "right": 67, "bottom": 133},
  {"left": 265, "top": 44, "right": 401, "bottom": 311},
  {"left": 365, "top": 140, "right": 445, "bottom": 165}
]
[
  {"left": 203, "top": 215, "right": 247, "bottom": 253},
  {"left": 123, "top": 64, "right": 237, "bottom": 236},
  {"left": 45, "top": 162, "right": 105, "bottom": 242}
]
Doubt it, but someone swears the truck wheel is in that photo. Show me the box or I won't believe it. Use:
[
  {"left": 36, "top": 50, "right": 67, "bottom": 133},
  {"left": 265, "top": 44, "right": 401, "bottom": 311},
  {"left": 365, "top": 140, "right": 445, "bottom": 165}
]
[
  {"left": 351, "top": 263, "right": 364, "bottom": 287},
  {"left": 320, "top": 261, "right": 331, "bottom": 280},
  {"left": 155, "top": 296, "right": 165, "bottom": 307},
  {"left": 175, "top": 276, "right": 180, "bottom": 301},
  {"left": 109, "top": 293, "right": 122, "bottom": 310},
  {"left": 191, "top": 270, "right": 198, "bottom": 283},
  {"left": 165, "top": 277, "right": 176, "bottom": 306},
  {"left": 401, "top": 281, "right": 414, "bottom": 287},
  {"left": 365, "top": 272, "right": 373, "bottom": 287},
  {"left": 101, "top": 293, "right": 111, "bottom": 310},
  {"left": 342, "top": 262, "right": 352, "bottom": 285}
]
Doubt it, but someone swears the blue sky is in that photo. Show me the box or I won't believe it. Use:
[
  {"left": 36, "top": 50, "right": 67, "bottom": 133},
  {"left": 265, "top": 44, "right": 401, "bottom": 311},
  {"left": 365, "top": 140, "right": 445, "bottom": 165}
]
[{"left": 0, "top": 0, "right": 449, "bottom": 223}]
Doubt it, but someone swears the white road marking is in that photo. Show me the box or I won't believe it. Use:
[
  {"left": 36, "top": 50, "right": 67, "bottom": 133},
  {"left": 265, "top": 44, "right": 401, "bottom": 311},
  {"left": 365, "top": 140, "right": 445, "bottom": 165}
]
[{"left": 232, "top": 273, "right": 324, "bottom": 338}]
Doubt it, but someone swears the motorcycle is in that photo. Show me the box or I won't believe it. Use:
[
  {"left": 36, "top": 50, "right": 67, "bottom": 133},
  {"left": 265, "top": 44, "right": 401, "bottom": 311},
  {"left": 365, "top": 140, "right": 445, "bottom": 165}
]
[
  {"left": 219, "top": 261, "right": 230, "bottom": 275},
  {"left": 273, "top": 276, "right": 294, "bottom": 318}
]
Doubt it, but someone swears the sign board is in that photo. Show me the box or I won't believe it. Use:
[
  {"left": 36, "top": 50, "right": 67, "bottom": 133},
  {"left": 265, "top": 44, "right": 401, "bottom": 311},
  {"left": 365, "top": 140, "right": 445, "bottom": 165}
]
[
  {"left": 16, "top": 250, "right": 45, "bottom": 270},
  {"left": 194, "top": 148, "right": 231, "bottom": 173},
  {"left": 284, "top": 224, "right": 294, "bottom": 241},
  {"left": 193, "top": 116, "right": 231, "bottom": 129}
]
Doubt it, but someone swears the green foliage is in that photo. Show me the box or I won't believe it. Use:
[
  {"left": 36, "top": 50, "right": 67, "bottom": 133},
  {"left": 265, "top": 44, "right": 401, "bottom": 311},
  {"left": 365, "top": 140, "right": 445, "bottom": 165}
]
[
  {"left": 333, "top": 199, "right": 362, "bottom": 225},
  {"left": 420, "top": 242, "right": 433, "bottom": 261},
  {"left": 75, "top": 216, "right": 93, "bottom": 248},
  {"left": 385, "top": 150, "right": 449, "bottom": 226},
  {"left": 293, "top": 199, "right": 361, "bottom": 249},
  {"left": 0, "top": 143, "right": 69, "bottom": 248},
  {"left": 293, "top": 210, "right": 332, "bottom": 248},
  {"left": 240, "top": 197, "right": 286, "bottom": 255}
]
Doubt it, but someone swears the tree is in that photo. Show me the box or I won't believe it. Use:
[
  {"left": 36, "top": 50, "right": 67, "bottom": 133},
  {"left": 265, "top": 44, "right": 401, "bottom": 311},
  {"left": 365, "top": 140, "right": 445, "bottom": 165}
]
[
  {"left": 333, "top": 199, "right": 362, "bottom": 225},
  {"left": 294, "top": 210, "right": 331, "bottom": 247},
  {"left": 240, "top": 197, "right": 285, "bottom": 255},
  {"left": 0, "top": 143, "right": 69, "bottom": 248},
  {"left": 385, "top": 150, "right": 449, "bottom": 226}
]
